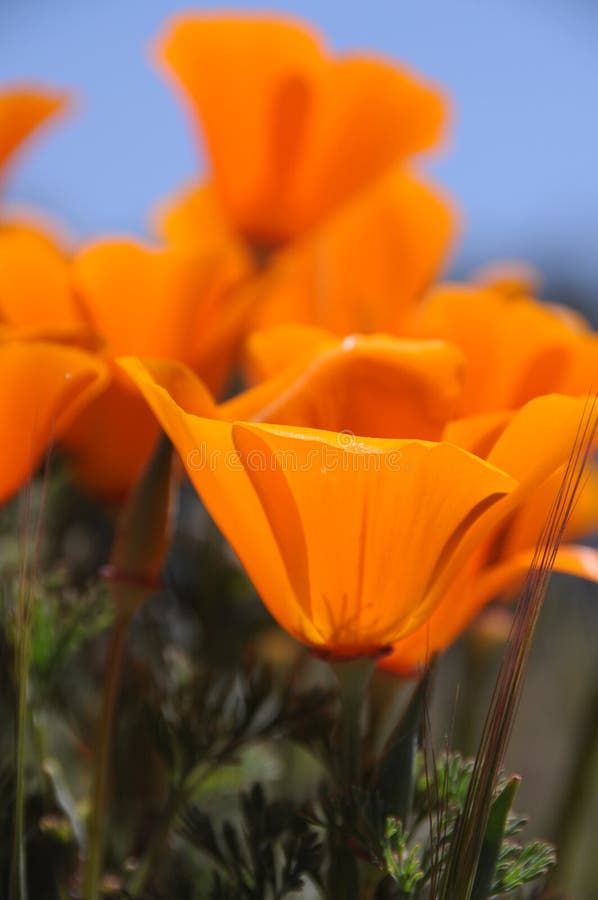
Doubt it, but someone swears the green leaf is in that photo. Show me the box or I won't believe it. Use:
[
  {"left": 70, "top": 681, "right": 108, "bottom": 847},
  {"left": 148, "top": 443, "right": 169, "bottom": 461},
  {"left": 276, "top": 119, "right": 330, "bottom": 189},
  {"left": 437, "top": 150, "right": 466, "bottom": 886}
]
[
  {"left": 383, "top": 818, "right": 424, "bottom": 894},
  {"left": 493, "top": 839, "right": 556, "bottom": 893},
  {"left": 471, "top": 776, "right": 520, "bottom": 900}
]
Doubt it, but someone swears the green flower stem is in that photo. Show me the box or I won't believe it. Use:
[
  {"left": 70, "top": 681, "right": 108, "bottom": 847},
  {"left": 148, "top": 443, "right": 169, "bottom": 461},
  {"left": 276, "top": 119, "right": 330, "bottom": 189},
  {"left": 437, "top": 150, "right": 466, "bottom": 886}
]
[
  {"left": 83, "top": 610, "right": 131, "bottom": 900},
  {"left": 367, "top": 668, "right": 409, "bottom": 765},
  {"left": 83, "top": 435, "right": 173, "bottom": 900},
  {"left": 10, "top": 583, "right": 33, "bottom": 900},
  {"left": 329, "top": 656, "right": 378, "bottom": 790},
  {"left": 326, "top": 655, "right": 379, "bottom": 900},
  {"left": 126, "top": 782, "right": 187, "bottom": 897}
]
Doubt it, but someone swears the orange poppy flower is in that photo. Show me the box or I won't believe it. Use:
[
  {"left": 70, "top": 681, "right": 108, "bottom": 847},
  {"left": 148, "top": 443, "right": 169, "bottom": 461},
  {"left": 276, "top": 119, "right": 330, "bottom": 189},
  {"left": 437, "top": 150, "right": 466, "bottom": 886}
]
[
  {"left": 381, "top": 394, "right": 598, "bottom": 673},
  {"left": 119, "top": 332, "right": 465, "bottom": 445},
  {"left": 0, "top": 228, "right": 83, "bottom": 332},
  {"left": 66, "top": 239, "right": 254, "bottom": 499},
  {"left": 244, "top": 169, "right": 455, "bottom": 335},
  {"left": 246, "top": 287, "right": 598, "bottom": 419},
  {"left": 225, "top": 334, "right": 464, "bottom": 440},
  {"left": 244, "top": 320, "right": 598, "bottom": 611},
  {"left": 0, "top": 86, "right": 67, "bottom": 189},
  {"left": 0, "top": 230, "right": 253, "bottom": 500},
  {"left": 471, "top": 259, "right": 541, "bottom": 299},
  {"left": 0, "top": 340, "right": 107, "bottom": 504},
  {"left": 406, "top": 284, "right": 598, "bottom": 416},
  {"left": 161, "top": 168, "right": 456, "bottom": 336},
  {"left": 119, "top": 358, "right": 597, "bottom": 665},
  {"left": 117, "top": 356, "right": 519, "bottom": 657},
  {"left": 157, "top": 14, "right": 446, "bottom": 249}
]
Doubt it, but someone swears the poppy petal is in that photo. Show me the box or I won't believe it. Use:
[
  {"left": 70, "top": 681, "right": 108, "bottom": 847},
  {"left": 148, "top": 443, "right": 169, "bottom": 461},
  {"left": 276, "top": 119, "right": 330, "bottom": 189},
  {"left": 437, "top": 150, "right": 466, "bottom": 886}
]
[
  {"left": 116, "top": 356, "right": 310, "bottom": 641},
  {"left": 0, "top": 341, "right": 106, "bottom": 503},
  {"left": 158, "top": 15, "right": 445, "bottom": 244},
  {"left": 72, "top": 238, "right": 252, "bottom": 394},
  {"left": 244, "top": 323, "right": 335, "bottom": 383},
  {"left": 232, "top": 422, "right": 515, "bottom": 653},
  {"left": 0, "top": 228, "right": 82, "bottom": 329},
  {"left": 0, "top": 87, "right": 67, "bottom": 179},
  {"left": 250, "top": 170, "right": 455, "bottom": 336},
  {"left": 409, "top": 286, "right": 582, "bottom": 414},
  {"left": 226, "top": 335, "right": 464, "bottom": 441}
]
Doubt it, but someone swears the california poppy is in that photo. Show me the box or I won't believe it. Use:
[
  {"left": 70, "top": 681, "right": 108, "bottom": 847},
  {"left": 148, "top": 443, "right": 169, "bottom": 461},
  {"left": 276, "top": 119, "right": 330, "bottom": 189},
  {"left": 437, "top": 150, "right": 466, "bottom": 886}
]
[
  {"left": 0, "top": 86, "right": 67, "bottom": 191},
  {"left": 155, "top": 16, "right": 454, "bottom": 337},
  {"left": 246, "top": 288, "right": 598, "bottom": 419},
  {"left": 0, "top": 228, "right": 83, "bottom": 333},
  {"left": 0, "top": 339, "right": 107, "bottom": 504},
  {"left": 119, "top": 330, "right": 465, "bottom": 443},
  {"left": 119, "top": 359, "right": 598, "bottom": 666},
  {"left": 117, "top": 356, "right": 518, "bottom": 658},
  {"left": 157, "top": 14, "right": 446, "bottom": 250},
  {"left": 162, "top": 168, "right": 456, "bottom": 337},
  {"left": 382, "top": 393, "right": 598, "bottom": 672},
  {"left": 243, "top": 323, "right": 598, "bottom": 668},
  {"left": 0, "top": 230, "right": 253, "bottom": 500},
  {"left": 224, "top": 334, "right": 465, "bottom": 440},
  {"left": 406, "top": 285, "right": 598, "bottom": 416}
]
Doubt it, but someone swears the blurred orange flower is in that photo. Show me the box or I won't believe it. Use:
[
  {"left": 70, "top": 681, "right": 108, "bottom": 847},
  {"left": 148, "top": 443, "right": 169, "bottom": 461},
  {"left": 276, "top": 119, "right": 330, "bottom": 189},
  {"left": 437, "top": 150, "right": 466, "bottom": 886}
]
[
  {"left": 247, "top": 170, "right": 454, "bottom": 334},
  {"left": 155, "top": 16, "right": 455, "bottom": 334},
  {"left": 0, "top": 228, "right": 83, "bottom": 334},
  {"left": 246, "top": 287, "right": 598, "bottom": 418},
  {"left": 118, "top": 332, "right": 465, "bottom": 443},
  {"left": 224, "top": 334, "right": 464, "bottom": 440},
  {"left": 117, "top": 356, "right": 518, "bottom": 658},
  {"left": 0, "top": 230, "right": 253, "bottom": 500},
  {"left": 157, "top": 14, "right": 446, "bottom": 249},
  {"left": 406, "top": 285, "right": 598, "bottom": 416},
  {"left": 0, "top": 86, "right": 67, "bottom": 192},
  {"left": 0, "top": 340, "right": 107, "bottom": 504},
  {"left": 162, "top": 169, "right": 456, "bottom": 336}
]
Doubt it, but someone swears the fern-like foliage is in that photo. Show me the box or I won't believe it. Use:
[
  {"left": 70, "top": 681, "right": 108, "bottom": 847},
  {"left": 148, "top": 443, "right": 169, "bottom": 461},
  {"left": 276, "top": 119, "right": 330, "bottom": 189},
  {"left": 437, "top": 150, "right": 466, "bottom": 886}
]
[{"left": 179, "top": 783, "right": 323, "bottom": 899}]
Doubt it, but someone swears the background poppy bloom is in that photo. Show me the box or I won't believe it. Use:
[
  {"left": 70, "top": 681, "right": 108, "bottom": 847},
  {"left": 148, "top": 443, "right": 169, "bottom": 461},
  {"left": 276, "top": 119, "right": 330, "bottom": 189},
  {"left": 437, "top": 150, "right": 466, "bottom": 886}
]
[
  {"left": 247, "top": 170, "right": 455, "bottom": 335},
  {"left": 156, "top": 14, "right": 446, "bottom": 251},
  {"left": 0, "top": 340, "right": 107, "bottom": 504},
  {"left": 0, "top": 231, "right": 253, "bottom": 500},
  {"left": 245, "top": 288, "right": 598, "bottom": 418},
  {"left": 405, "top": 285, "right": 598, "bottom": 416},
  {"left": 118, "top": 331, "right": 465, "bottom": 442},
  {"left": 0, "top": 86, "right": 67, "bottom": 194}
]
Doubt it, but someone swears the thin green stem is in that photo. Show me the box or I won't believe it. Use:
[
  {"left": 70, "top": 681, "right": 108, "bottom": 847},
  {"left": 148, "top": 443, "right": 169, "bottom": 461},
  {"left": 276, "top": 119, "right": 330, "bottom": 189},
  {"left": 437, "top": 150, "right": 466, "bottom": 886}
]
[
  {"left": 84, "top": 433, "right": 173, "bottom": 900},
  {"left": 326, "top": 655, "right": 378, "bottom": 900},
  {"left": 10, "top": 584, "right": 32, "bottom": 900},
  {"left": 126, "top": 783, "right": 187, "bottom": 896},
  {"left": 330, "top": 656, "right": 377, "bottom": 790},
  {"left": 83, "top": 612, "right": 131, "bottom": 900}
]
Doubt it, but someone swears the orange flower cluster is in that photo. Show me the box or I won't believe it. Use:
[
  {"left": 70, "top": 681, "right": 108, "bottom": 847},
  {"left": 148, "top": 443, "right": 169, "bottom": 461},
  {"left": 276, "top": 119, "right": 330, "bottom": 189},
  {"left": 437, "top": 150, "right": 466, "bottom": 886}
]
[{"left": 0, "top": 15, "right": 596, "bottom": 671}]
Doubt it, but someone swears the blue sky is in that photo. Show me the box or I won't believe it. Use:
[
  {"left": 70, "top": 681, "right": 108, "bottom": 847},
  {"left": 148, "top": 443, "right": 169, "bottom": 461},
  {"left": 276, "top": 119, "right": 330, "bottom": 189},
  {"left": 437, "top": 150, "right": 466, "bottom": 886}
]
[{"left": 1, "top": 0, "right": 597, "bottom": 305}]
